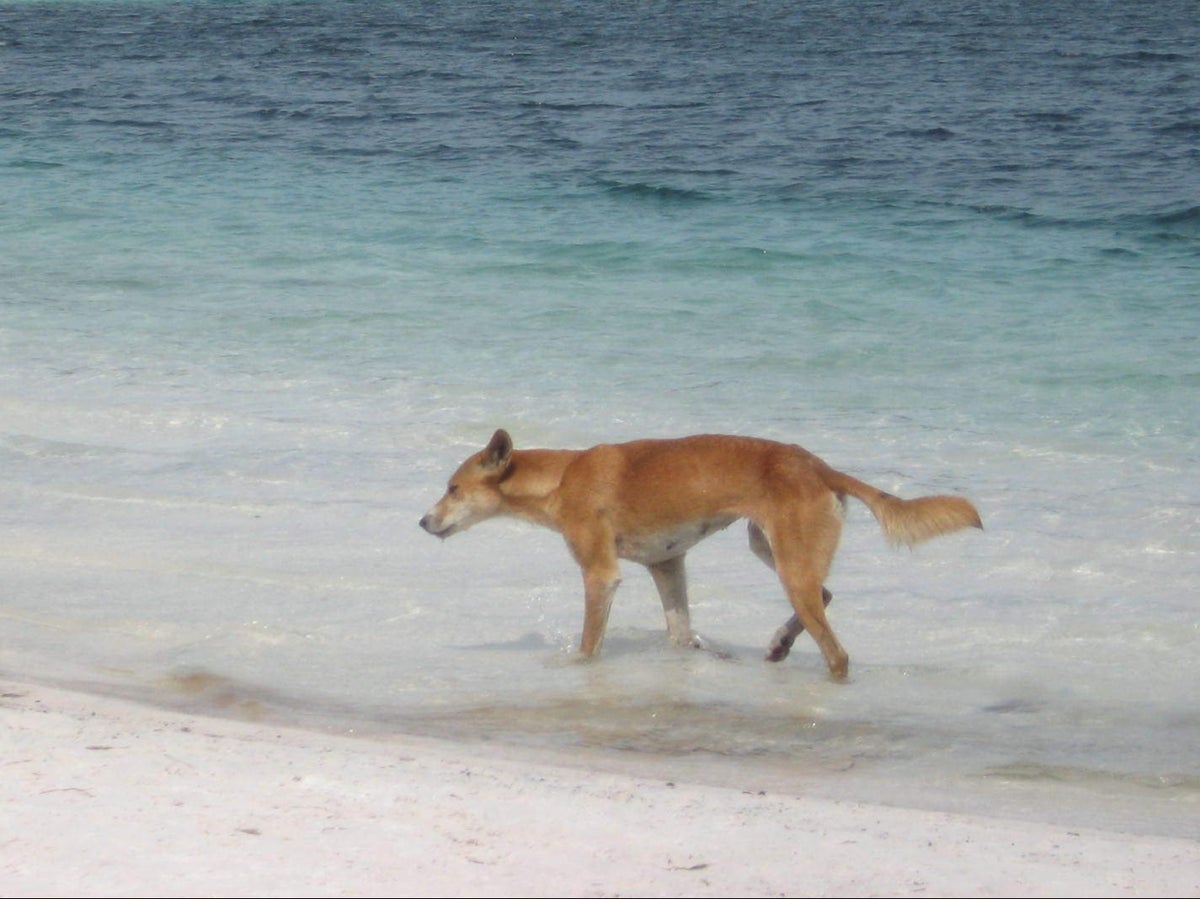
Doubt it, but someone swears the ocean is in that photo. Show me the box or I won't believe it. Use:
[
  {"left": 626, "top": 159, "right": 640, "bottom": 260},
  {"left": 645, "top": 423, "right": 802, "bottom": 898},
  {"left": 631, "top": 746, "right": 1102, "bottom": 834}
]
[{"left": 2, "top": 0, "right": 1198, "bottom": 838}]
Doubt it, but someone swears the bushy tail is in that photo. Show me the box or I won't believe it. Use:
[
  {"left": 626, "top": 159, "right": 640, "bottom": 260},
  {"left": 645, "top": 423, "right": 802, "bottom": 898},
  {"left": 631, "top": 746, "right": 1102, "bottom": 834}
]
[{"left": 821, "top": 465, "right": 982, "bottom": 548}]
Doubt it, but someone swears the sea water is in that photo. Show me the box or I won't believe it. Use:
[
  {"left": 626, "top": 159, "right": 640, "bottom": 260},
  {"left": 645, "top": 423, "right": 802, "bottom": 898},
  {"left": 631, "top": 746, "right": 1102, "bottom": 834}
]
[{"left": 2, "top": 0, "right": 1198, "bottom": 838}]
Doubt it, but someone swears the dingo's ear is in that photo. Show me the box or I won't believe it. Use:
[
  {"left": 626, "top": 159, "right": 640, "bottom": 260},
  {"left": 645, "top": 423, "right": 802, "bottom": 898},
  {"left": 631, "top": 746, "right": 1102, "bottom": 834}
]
[{"left": 483, "top": 428, "right": 513, "bottom": 472}]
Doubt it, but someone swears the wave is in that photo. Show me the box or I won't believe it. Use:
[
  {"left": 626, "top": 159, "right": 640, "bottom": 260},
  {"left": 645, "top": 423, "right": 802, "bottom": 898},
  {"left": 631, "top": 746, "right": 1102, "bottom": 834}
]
[
  {"left": 1017, "top": 110, "right": 1085, "bottom": 132},
  {"left": 865, "top": 195, "right": 1200, "bottom": 240},
  {"left": 1112, "top": 50, "right": 1191, "bottom": 65},
  {"left": 1153, "top": 120, "right": 1200, "bottom": 138},
  {"left": 518, "top": 100, "right": 620, "bottom": 113},
  {"left": 963, "top": 205, "right": 1200, "bottom": 250},
  {"left": 86, "top": 117, "right": 173, "bottom": 130},
  {"left": 1151, "top": 205, "right": 1200, "bottom": 226},
  {"left": 5, "top": 158, "right": 64, "bottom": 170},
  {"left": 887, "top": 127, "right": 957, "bottom": 141},
  {"left": 592, "top": 178, "right": 712, "bottom": 204}
]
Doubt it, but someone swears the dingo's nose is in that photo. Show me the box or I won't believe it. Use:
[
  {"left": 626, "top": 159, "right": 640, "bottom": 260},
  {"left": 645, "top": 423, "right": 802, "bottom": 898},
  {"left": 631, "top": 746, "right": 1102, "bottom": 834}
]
[{"left": 419, "top": 515, "right": 433, "bottom": 532}]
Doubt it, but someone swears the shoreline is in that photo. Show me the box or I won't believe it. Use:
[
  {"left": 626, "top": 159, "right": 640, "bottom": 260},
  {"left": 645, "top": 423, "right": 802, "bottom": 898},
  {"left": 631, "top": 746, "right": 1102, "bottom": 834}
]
[{"left": 4, "top": 677, "right": 1198, "bottom": 898}]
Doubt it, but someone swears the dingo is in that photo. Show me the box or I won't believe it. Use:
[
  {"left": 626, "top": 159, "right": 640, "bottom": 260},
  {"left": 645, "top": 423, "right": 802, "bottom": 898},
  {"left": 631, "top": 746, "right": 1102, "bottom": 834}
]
[{"left": 420, "top": 429, "right": 981, "bottom": 679}]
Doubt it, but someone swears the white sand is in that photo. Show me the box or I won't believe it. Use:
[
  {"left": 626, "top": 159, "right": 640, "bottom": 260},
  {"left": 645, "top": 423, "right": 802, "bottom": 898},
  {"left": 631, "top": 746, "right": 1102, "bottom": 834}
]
[{"left": 3, "top": 680, "right": 1197, "bottom": 899}]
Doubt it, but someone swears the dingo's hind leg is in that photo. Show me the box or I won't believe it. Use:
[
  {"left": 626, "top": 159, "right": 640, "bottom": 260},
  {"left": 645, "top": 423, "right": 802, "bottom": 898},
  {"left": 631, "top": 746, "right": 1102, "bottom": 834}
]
[
  {"left": 748, "top": 522, "right": 834, "bottom": 663},
  {"left": 648, "top": 556, "right": 700, "bottom": 648},
  {"left": 765, "top": 503, "right": 849, "bottom": 679},
  {"left": 765, "top": 588, "right": 833, "bottom": 663}
]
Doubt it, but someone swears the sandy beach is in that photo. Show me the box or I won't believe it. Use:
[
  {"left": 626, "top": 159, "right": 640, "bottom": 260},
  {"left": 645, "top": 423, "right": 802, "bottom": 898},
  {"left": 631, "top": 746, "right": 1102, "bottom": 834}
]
[{"left": 3, "top": 679, "right": 1197, "bottom": 899}]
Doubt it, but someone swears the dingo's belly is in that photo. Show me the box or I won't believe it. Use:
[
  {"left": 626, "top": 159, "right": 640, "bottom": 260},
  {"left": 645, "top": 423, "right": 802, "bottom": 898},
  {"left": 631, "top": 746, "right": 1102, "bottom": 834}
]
[{"left": 614, "top": 515, "right": 738, "bottom": 565}]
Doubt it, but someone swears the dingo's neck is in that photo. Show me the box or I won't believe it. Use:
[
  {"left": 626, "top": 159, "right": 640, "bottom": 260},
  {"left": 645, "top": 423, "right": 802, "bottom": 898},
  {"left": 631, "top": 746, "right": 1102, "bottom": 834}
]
[{"left": 498, "top": 448, "right": 579, "bottom": 529}]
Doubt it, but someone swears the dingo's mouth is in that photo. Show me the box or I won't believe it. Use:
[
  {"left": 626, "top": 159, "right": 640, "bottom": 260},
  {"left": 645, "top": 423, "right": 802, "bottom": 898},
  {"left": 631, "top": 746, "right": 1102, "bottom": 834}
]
[{"left": 419, "top": 515, "right": 458, "bottom": 539}]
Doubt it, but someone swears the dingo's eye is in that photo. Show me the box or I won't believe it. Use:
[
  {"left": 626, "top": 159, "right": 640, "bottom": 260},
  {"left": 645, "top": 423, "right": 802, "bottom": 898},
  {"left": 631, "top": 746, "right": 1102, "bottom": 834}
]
[{"left": 447, "top": 483, "right": 459, "bottom": 496}]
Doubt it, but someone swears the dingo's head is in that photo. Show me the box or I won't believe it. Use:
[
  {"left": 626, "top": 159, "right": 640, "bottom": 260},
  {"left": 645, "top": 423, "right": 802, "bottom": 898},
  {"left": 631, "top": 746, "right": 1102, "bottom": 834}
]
[{"left": 419, "top": 429, "right": 514, "bottom": 539}]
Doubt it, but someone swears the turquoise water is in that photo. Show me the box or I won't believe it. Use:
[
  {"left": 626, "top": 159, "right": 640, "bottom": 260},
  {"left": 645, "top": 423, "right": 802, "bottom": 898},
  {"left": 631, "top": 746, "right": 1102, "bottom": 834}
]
[{"left": 2, "top": 0, "right": 1198, "bottom": 836}]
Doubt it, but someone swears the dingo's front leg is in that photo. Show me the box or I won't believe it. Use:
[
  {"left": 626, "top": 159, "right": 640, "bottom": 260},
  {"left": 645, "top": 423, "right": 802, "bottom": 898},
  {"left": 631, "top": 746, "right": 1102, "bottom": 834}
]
[
  {"left": 579, "top": 566, "right": 621, "bottom": 656},
  {"left": 566, "top": 523, "right": 622, "bottom": 658}
]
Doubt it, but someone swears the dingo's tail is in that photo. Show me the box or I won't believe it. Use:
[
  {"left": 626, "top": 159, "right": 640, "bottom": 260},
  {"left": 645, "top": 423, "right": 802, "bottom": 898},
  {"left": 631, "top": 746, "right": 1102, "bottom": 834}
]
[{"left": 821, "top": 465, "right": 982, "bottom": 548}]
